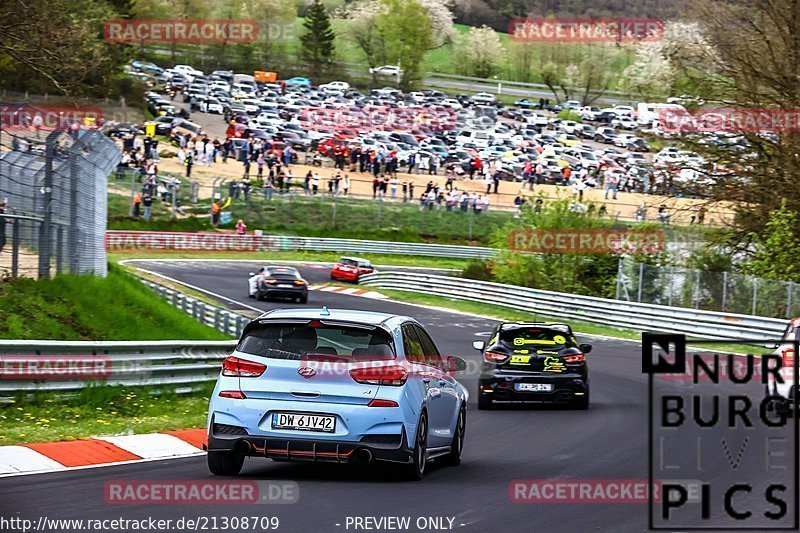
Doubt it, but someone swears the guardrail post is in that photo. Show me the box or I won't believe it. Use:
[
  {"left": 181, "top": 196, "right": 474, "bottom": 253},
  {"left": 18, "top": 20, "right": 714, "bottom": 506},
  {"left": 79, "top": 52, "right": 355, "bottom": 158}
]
[
  {"left": 637, "top": 263, "right": 644, "bottom": 303},
  {"left": 223, "top": 312, "right": 230, "bottom": 336},
  {"left": 172, "top": 291, "right": 179, "bottom": 307},
  {"left": 752, "top": 277, "right": 758, "bottom": 316},
  {"left": 615, "top": 257, "right": 623, "bottom": 300},
  {"left": 668, "top": 266, "right": 674, "bottom": 307},
  {"left": 214, "top": 308, "right": 221, "bottom": 331},
  {"left": 694, "top": 269, "right": 701, "bottom": 309},
  {"left": 11, "top": 220, "right": 19, "bottom": 278},
  {"left": 199, "top": 303, "right": 206, "bottom": 325},
  {"left": 721, "top": 271, "right": 728, "bottom": 312}
]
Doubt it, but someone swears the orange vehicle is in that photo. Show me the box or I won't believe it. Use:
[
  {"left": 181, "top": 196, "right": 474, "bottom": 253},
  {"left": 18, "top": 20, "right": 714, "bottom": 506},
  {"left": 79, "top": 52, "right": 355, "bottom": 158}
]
[{"left": 254, "top": 71, "right": 277, "bottom": 83}]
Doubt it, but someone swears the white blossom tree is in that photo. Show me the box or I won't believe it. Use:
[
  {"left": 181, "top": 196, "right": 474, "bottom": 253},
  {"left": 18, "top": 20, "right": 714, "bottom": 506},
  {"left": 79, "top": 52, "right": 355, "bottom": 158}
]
[{"left": 453, "top": 25, "right": 504, "bottom": 78}]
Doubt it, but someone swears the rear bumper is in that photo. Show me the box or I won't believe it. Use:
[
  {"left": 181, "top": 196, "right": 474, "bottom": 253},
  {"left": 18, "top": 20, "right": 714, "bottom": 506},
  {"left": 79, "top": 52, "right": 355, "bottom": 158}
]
[
  {"left": 257, "top": 286, "right": 308, "bottom": 299},
  {"left": 208, "top": 425, "right": 412, "bottom": 464},
  {"left": 479, "top": 372, "right": 588, "bottom": 404}
]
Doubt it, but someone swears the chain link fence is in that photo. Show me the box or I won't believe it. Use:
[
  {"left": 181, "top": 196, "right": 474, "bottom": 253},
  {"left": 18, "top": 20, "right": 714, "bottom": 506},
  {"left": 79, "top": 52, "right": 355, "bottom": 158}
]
[
  {"left": 0, "top": 116, "right": 121, "bottom": 278},
  {"left": 617, "top": 257, "right": 800, "bottom": 319}
]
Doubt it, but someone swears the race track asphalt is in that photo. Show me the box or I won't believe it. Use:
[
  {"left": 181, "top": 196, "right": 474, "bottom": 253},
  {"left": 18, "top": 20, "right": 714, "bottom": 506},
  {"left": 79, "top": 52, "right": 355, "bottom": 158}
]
[{"left": 0, "top": 260, "right": 790, "bottom": 532}]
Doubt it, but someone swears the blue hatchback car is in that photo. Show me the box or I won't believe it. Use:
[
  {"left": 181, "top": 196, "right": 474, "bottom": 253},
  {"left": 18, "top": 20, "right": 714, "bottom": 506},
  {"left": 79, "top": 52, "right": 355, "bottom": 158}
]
[{"left": 207, "top": 308, "right": 468, "bottom": 480}]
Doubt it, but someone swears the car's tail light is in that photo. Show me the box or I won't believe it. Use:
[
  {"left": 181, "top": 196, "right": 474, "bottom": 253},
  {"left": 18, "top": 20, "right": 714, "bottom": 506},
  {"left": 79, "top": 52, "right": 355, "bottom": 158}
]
[
  {"left": 263, "top": 279, "right": 277, "bottom": 285},
  {"left": 563, "top": 353, "right": 585, "bottom": 364},
  {"left": 219, "top": 390, "right": 247, "bottom": 399},
  {"left": 293, "top": 280, "right": 306, "bottom": 285},
  {"left": 368, "top": 399, "right": 399, "bottom": 407},
  {"left": 782, "top": 347, "right": 795, "bottom": 368},
  {"left": 484, "top": 351, "right": 508, "bottom": 363},
  {"left": 222, "top": 356, "right": 266, "bottom": 377},
  {"left": 350, "top": 365, "right": 408, "bottom": 386}
]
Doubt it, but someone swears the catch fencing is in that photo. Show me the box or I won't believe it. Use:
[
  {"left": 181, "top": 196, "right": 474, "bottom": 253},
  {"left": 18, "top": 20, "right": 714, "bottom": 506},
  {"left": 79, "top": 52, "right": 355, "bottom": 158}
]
[
  {"left": 0, "top": 121, "right": 120, "bottom": 278},
  {"left": 618, "top": 259, "right": 800, "bottom": 320}
]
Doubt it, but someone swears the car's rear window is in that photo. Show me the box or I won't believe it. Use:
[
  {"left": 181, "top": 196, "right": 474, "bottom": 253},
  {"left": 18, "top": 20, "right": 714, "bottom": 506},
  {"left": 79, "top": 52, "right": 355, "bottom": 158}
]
[
  {"left": 496, "top": 327, "right": 576, "bottom": 349},
  {"left": 238, "top": 324, "right": 396, "bottom": 361}
]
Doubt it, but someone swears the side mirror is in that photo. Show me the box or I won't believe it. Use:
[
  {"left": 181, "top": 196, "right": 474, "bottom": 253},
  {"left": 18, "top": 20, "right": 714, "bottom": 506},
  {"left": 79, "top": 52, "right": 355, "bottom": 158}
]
[
  {"left": 579, "top": 343, "right": 593, "bottom": 354},
  {"left": 472, "top": 340, "right": 485, "bottom": 351},
  {"left": 446, "top": 356, "right": 468, "bottom": 372}
]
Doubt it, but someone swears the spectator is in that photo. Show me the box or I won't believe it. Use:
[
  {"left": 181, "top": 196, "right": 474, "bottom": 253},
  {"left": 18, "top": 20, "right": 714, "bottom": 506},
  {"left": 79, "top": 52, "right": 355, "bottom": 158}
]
[
  {"left": 142, "top": 192, "right": 153, "bottom": 221},
  {"left": 635, "top": 202, "right": 647, "bottom": 222},
  {"left": 185, "top": 152, "right": 193, "bottom": 178},
  {"left": 604, "top": 171, "right": 618, "bottom": 200},
  {"left": 263, "top": 178, "right": 274, "bottom": 201},
  {"left": 658, "top": 204, "right": 670, "bottom": 224},
  {"left": 390, "top": 177, "right": 399, "bottom": 199},
  {"left": 342, "top": 175, "right": 350, "bottom": 196},
  {"left": 236, "top": 219, "right": 247, "bottom": 235},
  {"left": 133, "top": 192, "right": 142, "bottom": 217}
]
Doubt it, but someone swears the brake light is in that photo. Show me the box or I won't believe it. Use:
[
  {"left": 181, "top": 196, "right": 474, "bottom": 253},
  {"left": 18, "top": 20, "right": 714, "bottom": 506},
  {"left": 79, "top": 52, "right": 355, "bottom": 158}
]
[
  {"left": 484, "top": 351, "right": 508, "bottom": 363},
  {"left": 368, "top": 399, "right": 399, "bottom": 407},
  {"left": 349, "top": 365, "right": 408, "bottom": 386},
  {"left": 294, "top": 280, "right": 306, "bottom": 285},
  {"left": 782, "top": 348, "right": 795, "bottom": 368},
  {"left": 563, "top": 353, "right": 585, "bottom": 364},
  {"left": 219, "top": 390, "right": 247, "bottom": 399},
  {"left": 263, "top": 279, "right": 277, "bottom": 285},
  {"left": 222, "top": 356, "right": 266, "bottom": 377}
]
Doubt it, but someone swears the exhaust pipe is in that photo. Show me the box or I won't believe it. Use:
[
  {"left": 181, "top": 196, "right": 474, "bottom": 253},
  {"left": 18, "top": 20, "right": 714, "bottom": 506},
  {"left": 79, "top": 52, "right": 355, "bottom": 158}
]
[
  {"left": 353, "top": 448, "right": 373, "bottom": 464},
  {"left": 235, "top": 440, "right": 252, "bottom": 455}
]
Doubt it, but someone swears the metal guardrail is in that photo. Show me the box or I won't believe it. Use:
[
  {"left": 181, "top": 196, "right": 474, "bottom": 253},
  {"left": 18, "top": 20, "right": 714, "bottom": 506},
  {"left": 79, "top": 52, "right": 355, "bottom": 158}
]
[
  {"left": 106, "top": 230, "right": 499, "bottom": 260},
  {"left": 141, "top": 280, "right": 250, "bottom": 337},
  {"left": 359, "top": 272, "right": 788, "bottom": 341},
  {"left": 0, "top": 339, "right": 236, "bottom": 392}
]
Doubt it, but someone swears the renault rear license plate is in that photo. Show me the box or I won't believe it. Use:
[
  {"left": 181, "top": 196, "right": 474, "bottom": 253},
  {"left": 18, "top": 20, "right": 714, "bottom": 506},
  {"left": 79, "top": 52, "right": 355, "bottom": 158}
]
[
  {"left": 515, "top": 383, "right": 553, "bottom": 392},
  {"left": 272, "top": 412, "right": 335, "bottom": 432}
]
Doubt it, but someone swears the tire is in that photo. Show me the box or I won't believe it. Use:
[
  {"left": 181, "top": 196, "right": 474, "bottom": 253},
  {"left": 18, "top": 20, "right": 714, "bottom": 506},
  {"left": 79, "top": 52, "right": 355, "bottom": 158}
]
[
  {"left": 401, "top": 412, "right": 427, "bottom": 481},
  {"left": 299, "top": 294, "right": 308, "bottom": 304},
  {"left": 207, "top": 450, "right": 244, "bottom": 476},
  {"left": 441, "top": 407, "right": 465, "bottom": 466},
  {"left": 573, "top": 390, "right": 590, "bottom": 410},
  {"left": 477, "top": 394, "right": 493, "bottom": 410}
]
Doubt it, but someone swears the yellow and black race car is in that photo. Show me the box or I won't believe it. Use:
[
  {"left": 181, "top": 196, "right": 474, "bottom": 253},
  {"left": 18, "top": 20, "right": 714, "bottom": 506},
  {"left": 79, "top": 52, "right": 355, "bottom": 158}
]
[{"left": 472, "top": 322, "right": 592, "bottom": 410}]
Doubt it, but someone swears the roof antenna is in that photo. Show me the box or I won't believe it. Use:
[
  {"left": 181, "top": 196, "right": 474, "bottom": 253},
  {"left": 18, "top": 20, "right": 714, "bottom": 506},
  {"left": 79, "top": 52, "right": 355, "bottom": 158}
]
[{"left": 321, "top": 306, "right": 330, "bottom": 316}]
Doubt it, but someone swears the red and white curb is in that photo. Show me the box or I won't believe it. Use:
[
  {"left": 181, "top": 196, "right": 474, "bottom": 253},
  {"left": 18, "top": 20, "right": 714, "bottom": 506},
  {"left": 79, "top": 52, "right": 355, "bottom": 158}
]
[
  {"left": 0, "top": 429, "right": 205, "bottom": 477},
  {"left": 308, "top": 284, "right": 388, "bottom": 299}
]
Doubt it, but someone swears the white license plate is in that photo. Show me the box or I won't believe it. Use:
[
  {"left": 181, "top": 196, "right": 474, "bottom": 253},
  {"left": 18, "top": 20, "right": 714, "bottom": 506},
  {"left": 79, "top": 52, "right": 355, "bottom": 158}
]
[
  {"left": 272, "top": 412, "right": 335, "bottom": 432},
  {"left": 278, "top": 284, "right": 294, "bottom": 288},
  {"left": 516, "top": 383, "right": 553, "bottom": 392}
]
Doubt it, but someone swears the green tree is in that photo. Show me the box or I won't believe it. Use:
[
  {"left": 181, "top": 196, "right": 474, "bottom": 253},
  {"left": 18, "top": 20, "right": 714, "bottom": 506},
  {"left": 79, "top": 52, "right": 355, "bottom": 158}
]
[
  {"left": 375, "top": 0, "right": 432, "bottom": 90},
  {"left": 300, "top": 0, "right": 336, "bottom": 77},
  {"left": 742, "top": 202, "right": 800, "bottom": 282}
]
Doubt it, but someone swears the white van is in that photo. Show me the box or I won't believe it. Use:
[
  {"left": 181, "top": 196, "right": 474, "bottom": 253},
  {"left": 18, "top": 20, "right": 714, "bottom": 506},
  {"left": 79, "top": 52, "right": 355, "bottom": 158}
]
[
  {"left": 456, "top": 129, "right": 493, "bottom": 148},
  {"left": 637, "top": 102, "right": 687, "bottom": 126}
]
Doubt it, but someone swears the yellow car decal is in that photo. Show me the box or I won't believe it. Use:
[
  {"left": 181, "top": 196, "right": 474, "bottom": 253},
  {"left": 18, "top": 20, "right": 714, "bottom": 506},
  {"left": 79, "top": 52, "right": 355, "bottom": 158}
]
[
  {"left": 536, "top": 350, "right": 560, "bottom": 355},
  {"left": 513, "top": 349, "right": 530, "bottom": 354},
  {"left": 553, "top": 335, "right": 567, "bottom": 345},
  {"left": 544, "top": 356, "right": 566, "bottom": 373},
  {"left": 510, "top": 355, "right": 531, "bottom": 365},
  {"left": 513, "top": 338, "right": 556, "bottom": 346}
]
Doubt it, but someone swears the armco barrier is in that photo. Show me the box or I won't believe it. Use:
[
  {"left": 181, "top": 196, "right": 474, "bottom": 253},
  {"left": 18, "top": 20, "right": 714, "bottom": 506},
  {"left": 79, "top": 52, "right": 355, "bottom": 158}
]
[
  {"left": 358, "top": 272, "right": 787, "bottom": 341},
  {"left": 105, "top": 231, "right": 498, "bottom": 260},
  {"left": 0, "top": 339, "right": 237, "bottom": 392}
]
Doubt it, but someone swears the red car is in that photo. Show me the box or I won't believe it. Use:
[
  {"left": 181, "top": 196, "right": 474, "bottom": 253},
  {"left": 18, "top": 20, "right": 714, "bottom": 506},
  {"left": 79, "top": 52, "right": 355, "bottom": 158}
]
[{"left": 331, "top": 257, "right": 374, "bottom": 283}]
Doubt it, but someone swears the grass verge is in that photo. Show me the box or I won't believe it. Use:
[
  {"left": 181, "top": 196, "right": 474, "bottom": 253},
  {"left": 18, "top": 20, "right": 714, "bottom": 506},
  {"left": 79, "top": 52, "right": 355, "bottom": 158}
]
[
  {"left": 0, "top": 384, "right": 212, "bottom": 445},
  {"left": 0, "top": 263, "right": 228, "bottom": 341}
]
